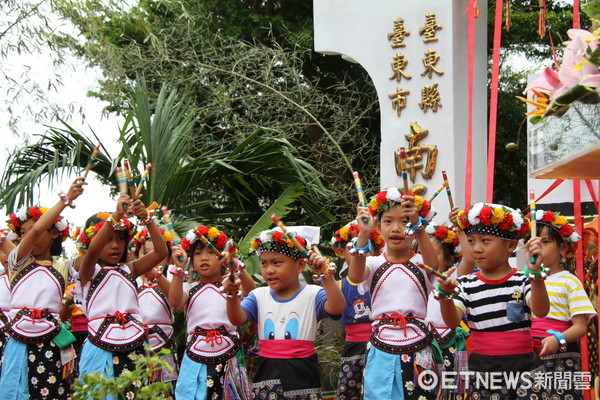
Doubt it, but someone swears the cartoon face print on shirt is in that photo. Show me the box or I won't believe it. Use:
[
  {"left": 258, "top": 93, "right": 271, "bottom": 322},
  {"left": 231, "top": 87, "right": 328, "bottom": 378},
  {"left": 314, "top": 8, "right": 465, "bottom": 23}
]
[
  {"left": 352, "top": 298, "right": 372, "bottom": 320},
  {"left": 263, "top": 311, "right": 300, "bottom": 340}
]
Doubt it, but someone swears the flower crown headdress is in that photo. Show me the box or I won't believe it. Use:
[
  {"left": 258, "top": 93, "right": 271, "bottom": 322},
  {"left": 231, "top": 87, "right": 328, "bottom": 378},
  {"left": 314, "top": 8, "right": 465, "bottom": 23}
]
[
  {"left": 73, "top": 218, "right": 136, "bottom": 255},
  {"left": 250, "top": 228, "right": 310, "bottom": 261},
  {"left": 0, "top": 228, "right": 18, "bottom": 242},
  {"left": 8, "top": 206, "right": 70, "bottom": 241},
  {"left": 131, "top": 228, "right": 173, "bottom": 252},
  {"left": 455, "top": 203, "right": 530, "bottom": 240},
  {"left": 425, "top": 223, "right": 462, "bottom": 259},
  {"left": 368, "top": 188, "right": 435, "bottom": 221},
  {"left": 181, "top": 225, "right": 228, "bottom": 252},
  {"left": 330, "top": 221, "right": 385, "bottom": 250},
  {"left": 525, "top": 209, "right": 581, "bottom": 254}
]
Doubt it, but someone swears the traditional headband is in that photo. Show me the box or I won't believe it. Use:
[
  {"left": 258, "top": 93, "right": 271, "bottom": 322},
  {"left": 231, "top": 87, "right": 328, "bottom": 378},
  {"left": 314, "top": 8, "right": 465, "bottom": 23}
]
[
  {"left": 181, "top": 225, "right": 228, "bottom": 252},
  {"left": 425, "top": 223, "right": 462, "bottom": 259},
  {"left": 8, "top": 206, "right": 70, "bottom": 241},
  {"left": 368, "top": 188, "right": 435, "bottom": 221},
  {"left": 330, "top": 220, "right": 385, "bottom": 250},
  {"left": 73, "top": 218, "right": 136, "bottom": 255},
  {"left": 250, "top": 229, "right": 310, "bottom": 260},
  {"left": 455, "top": 203, "right": 530, "bottom": 240},
  {"left": 525, "top": 209, "right": 581, "bottom": 253},
  {"left": 131, "top": 228, "right": 173, "bottom": 252}
]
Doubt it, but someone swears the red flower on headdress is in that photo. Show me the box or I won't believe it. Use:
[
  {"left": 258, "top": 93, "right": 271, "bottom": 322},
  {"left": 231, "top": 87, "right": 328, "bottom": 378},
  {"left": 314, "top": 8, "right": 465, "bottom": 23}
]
[
  {"left": 497, "top": 213, "right": 514, "bottom": 231},
  {"left": 376, "top": 191, "right": 388, "bottom": 203},
  {"left": 516, "top": 220, "right": 530, "bottom": 237},
  {"left": 197, "top": 225, "right": 209, "bottom": 237},
  {"left": 9, "top": 214, "right": 20, "bottom": 228},
  {"left": 419, "top": 201, "right": 431, "bottom": 218},
  {"left": 541, "top": 211, "right": 555, "bottom": 223},
  {"left": 28, "top": 207, "right": 42, "bottom": 221},
  {"left": 181, "top": 237, "right": 191, "bottom": 250},
  {"left": 558, "top": 224, "right": 574, "bottom": 237},
  {"left": 215, "top": 233, "right": 228, "bottom": 249},
  {"left": 434, "top": 226, "right": 449, "bottom": 240},
  {"left": 479, "top": 206, "right": 493, "bottom": 226},
  {"left": 272, "top": 231, "right": 286, "bottom": 243},
  {"left": 295, "top": 236, "right": 306, "bottom": 249}
]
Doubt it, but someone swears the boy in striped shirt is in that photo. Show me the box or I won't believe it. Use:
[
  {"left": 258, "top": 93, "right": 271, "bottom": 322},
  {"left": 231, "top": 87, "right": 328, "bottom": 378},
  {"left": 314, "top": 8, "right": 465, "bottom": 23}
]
[{"left": 437, "top": 203, "right": 549, "bottom": 400}]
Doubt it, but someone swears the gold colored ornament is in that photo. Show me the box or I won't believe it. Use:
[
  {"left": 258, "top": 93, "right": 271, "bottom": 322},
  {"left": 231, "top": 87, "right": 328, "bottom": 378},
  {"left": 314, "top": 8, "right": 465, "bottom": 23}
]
[
  {"left": 388, "top": 18, "right": 410, "bottom": 48},
  {"left": 421, "top": 49, "right": 444, "bottom": 78},
  {"left": 419, "top": 13, "right": 442, "bottom": 43},
  {"left": 389, "top": 53, "right": 412, "bottom": 82},
  {"left": 388, "top": 88, "right": 410, "bottom": 117},
  {"left": 419, "top": 83, "right": 442, "bottom": 112},
  {"left": 394, "top": 123, "right": 438, "bottom": 181}
]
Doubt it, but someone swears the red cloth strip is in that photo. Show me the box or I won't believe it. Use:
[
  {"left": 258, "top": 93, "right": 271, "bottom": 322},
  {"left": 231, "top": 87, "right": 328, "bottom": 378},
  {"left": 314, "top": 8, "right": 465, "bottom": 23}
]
[
  {"left": 259, "top": 339, "right": 315, "bottom": 359},
  {"left": 522, "top": 179, "right": 564, "bottom": 211},
  {"left": 573, "top": 0, "right": 581, "bottom": 29},
  {"left": 465, "top": 0, "right": 476, "bottom": 206},
  {"left": 486, "top": 0, "right": 504, "bottom": 202},
  {"left": 585, "top": 180, "right": 599, "bottom": 211},
  {"left": 345, "top": 323, "right": 372, "bottom": 343},
  {"left": 530, "top": 317, "right": 572, "bottom": 338},
  {"left": 470, "top": 330, "right": 533, "bottom": 355}
]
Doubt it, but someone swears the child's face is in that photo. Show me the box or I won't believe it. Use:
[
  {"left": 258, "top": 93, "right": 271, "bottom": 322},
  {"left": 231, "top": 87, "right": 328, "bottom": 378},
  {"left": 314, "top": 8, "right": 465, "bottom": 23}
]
[
  {"left": 260, "top": 251, "right": 304, "bottom": 296},
  {"left": 430, "top": 238, "right": 452, "bottom": 272},
  {"left": 99, "top": 230, "right": 127, "bottom": 266},
  {"left": 20, "top": 219, "right": 59, "bottom": 259},
  {"left": 539, "top": 226, "right": 566, "bottom": 268},
  {"left": 333, "top": 245, "right": 352, "bottom": 260},
  {"left": 192, "top": 245, "right": 222, "bottom": 281},
  {"left": 466, "top": 233, "right": 516, "bottom": 272},
  {"left": 377, "top": 205, "right": 412, "bottom": 252}
]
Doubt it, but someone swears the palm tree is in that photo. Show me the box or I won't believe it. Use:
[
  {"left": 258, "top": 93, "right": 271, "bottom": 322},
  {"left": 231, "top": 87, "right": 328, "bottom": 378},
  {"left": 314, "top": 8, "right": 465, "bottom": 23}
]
[{"left": 0, "top": 78, "right": 334, "bottom": 256}]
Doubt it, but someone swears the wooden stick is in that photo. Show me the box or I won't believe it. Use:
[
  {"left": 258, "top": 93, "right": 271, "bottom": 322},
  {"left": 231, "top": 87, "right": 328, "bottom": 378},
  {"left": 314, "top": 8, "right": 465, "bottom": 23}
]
[
  {"left": 122, "top": 159, "right": 137, "bottom": 198},
  {"left": 441, "top": 170, "right": 455, "bottom": 209},
  {"left": 419, "top": 263, "right": 449, "bottom": 280},
  {"left": 353, "top": 171, "right": 369, "bottom": 223},
  {"left": 134, "top": 163, "right": 152, "bottom": 198},
  {"left": 115, "top": 166, "right": 128, "bottom": 194},
  {"left": 427, "top": 184, "right": 445, "bottom": 203},
  {"left": 160, "top": 206, "right": 183, "bottom": 262},
  {"left": 400, "top": 147, "right": 409, "bottom": 194},
  {"left": 83, "top": 142, "right": 101, "bottom": 179},
  {"left": 529, "top": 190, "right": 537, "bottom": 264}
]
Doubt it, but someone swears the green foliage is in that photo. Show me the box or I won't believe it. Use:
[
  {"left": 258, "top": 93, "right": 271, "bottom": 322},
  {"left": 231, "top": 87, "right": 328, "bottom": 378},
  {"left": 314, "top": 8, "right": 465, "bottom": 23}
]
[{"left": 73, "top": 347, "right": 173, "bottom": 400}]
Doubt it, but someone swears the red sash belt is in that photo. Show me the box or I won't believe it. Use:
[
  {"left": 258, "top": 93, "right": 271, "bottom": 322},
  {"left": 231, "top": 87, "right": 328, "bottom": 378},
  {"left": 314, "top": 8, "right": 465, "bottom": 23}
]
[
  {"left": 259, "top": 339, "right": 315, "bottom": 359},
  {"left": 345, "top": 323, "right": 372, "bottom": 342},
  {"left": 470, "top": 330, "right": 533, "bottom": 355},
  {"left": 530, "top": 317, "right": 572, "bottom": 338}
]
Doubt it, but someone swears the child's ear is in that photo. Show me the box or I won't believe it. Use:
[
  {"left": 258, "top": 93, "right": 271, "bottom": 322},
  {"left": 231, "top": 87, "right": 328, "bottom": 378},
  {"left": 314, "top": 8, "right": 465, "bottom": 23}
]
[
  {"left": 296, "top": 258, "right": 307, "bottom": 274},
  {"left": 507, "top": 239, "right": 518, "bottom": 253},
  {"left": 333, "top": 247, "right": 346, "bottom": 259},
  {"left": 559, "top": 240, "right": 569, "bottom": 255},
  {"left": 48, "top": 227, "right": 60, "bottom": 240}
]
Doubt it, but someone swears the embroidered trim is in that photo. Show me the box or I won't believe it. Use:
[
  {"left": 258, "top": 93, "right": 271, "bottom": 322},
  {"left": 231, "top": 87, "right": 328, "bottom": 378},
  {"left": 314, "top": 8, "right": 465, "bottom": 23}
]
[
  {"left": 11, "top": 262, "right": 66, "bottom": 293},
  {"left": 185, "top": 324, "right": 240, "bottom": 365},
  {"left": 88, "top": 313, "right": 147, "bottom": 352},
  {"left": 370, "top": 315, "right": 432, "bottom": 354},
  {"left": 8, "top": 308, "right": 61, "bottom": 343},
  {"left": 431, "top": 327, "right": 456, "bottom": 347},
  {"left": 146, "top": 324, "right": 174, "bottom": 351}
]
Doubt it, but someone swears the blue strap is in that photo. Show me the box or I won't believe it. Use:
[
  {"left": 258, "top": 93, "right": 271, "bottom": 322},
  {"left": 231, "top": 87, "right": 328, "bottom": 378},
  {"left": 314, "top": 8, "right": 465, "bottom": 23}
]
[
  {"left": 0, "top": 337, "right": 29, "bottom": 400},
  {"left": 175, "top": 353, "right": 208, "bottom": 400}
]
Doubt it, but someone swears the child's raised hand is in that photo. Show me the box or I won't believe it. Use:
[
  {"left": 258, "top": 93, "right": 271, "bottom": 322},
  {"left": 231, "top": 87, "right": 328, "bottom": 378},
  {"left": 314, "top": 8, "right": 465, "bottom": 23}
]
[
  {"left": 131, "top": 197, "right": 148, "bottom": 220},
  {"left": 438, "top": 266, "right": 458, "bottom": 293},
  {"left": 66, "top": 177, "right": 87, "bottom": 202},
  {"left": 448, "top": 206, "right": 459, "bottom": 225},
  {"left": 400, "top": 194, "right": 419, "bottom": 224},
  {"left": 170, "top": 245, "right": 187, "bottom": 268},
  {"left": 222, "top": 273, "right": 242, "bottom": 296},
  {"left": 220, "top": 251, "right": 239, "bottom": 274},
  {"left": 356, "top": 202, "right": 374, "bottom": 232},
  {"left": 115, "top": 193, "right": 132, "bottom": 219},
  {"left": 525, "top": 237, "right": 544, "bottom": 271},
  {"left": 307, "top": 249, "right": 328, "bottom": 275}
]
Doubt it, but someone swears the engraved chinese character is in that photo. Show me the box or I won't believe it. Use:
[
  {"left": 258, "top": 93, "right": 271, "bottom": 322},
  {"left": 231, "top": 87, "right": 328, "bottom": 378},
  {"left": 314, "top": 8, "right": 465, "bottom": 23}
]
[
  {"left": 419, "top": 13, "right": 442, "bottom": 42},
  {"left": 389, "top": 53, "right": 412, "bottom": 82},
  {"left": 419, "top": 83, "right": 442, "bottom": 112},
  {"left": 421, "top": 49, "right": 444, "bottom": 78},
  {"left": 388, "top": 18, "right": 410, "bottom": 48},
  {"left": 388, "top": 88, "right": 410, "bottom": 117},
  {"left": 395, "top": 123, "right": 438, "bottom": 181}
]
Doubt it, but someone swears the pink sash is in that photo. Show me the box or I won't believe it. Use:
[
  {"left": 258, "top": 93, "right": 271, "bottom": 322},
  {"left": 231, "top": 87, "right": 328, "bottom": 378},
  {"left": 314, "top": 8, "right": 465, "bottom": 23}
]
[
  {"left": 345, "top": 323, "right": 372, "bottom": 342},
  {"left": 470, "top": 330, "right": 534, "bottom": 355},
  {"left": 530, "top": 317, "right": 572, "bottom": 338},
  {"left": 259, "top": 339, "right": 315, "bottom": 359}
]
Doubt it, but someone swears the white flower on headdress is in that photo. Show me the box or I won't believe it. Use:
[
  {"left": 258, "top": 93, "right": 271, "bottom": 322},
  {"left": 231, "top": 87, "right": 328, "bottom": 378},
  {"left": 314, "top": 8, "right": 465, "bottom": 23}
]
[
  {"left": 535, "top": 210, "right": 544, "bottom": 221},
  {"left": 259, "top": 230, "right": 273, "bottom": 243},
  {"left": 455, "top": 243, "right": 462, "bottom": 254},
  {"left": 5, "top": 232, "right": 17, "bottom": 241},
  {"left": 16, "top": 207, "right": 27, "bottom": 222},
  {"left": 512, "top": 212, "right": 524, "bottom": 229},
  {"left": 468, "top": 203, "right": 483, "bottom": 226},
  {"left": 571, "top": 232, "right": 581, "bottom": 243},
  {"left": 386, "top": 188, "right": 402, "bottom": 203},
  {"left": 185, "top": 229, "right": 196, "bottom": 242},
  {"left": 55, "top": 219, "right": 67, "bottom": 232},
  {"left": 424, "top": 205, "right": 436, "bottom": 222},
  {"left": 425, "top": 224, "right": 436, "bottom": 235}
]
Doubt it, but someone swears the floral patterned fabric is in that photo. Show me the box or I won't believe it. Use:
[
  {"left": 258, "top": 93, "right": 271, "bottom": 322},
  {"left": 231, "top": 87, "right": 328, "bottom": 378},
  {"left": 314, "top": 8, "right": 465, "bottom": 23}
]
[{"left": 26, "top": 340, "right": 71, "bottom": 399}]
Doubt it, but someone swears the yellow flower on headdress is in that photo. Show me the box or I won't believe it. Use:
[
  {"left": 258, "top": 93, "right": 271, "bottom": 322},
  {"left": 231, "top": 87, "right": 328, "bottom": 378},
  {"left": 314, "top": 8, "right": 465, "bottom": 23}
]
[
  {"left": 443, "top": 230, "right": 456, "bottom": 244},
  {"left": 339, "top": 226, "right": 349, "bottom": 241},
  {"left": 491, "top": 208, "right": 505, "bottom": 225},
  {"left": 163, "top": 231, "right": 173, "bottom": 242},
  {"left": 40, "top": 207, "right": 49, "bottom": 213},
  {"left": 250, "top": 238, "right": 261, "bottom": 249},
  {"left": 285, "top": 236, "right": 295, "bottom": 248},
  {"left": 554, "top": 215, "right": 567, "bottom": 226},
  {"left": 456, "top": 210, "right": 467, "bottom": 230},
  {"left": 414, "top": 196, "right": 424, "bottom": 210},
  {"left": 369, "top": 199, "right": 381, "bottom": 211},
  {"left": 208, "top": 227, "right": 219, "bottom": 241}
]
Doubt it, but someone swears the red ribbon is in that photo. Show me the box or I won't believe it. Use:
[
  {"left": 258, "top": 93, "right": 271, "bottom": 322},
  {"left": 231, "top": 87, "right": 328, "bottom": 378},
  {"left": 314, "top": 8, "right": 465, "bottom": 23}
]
[
  {"left": 573, "top": 0, "right": 581, "bottom": 29},
  {"left": 29, "top": 308, "right": 43, "bottom": 321},
  {"left": 202, "top": 330, "right": 224, "bottom": 347},
  {"left": 114, "top": 311, "right": 128, "bottom": 325},
  {"left": 375, "top": 313, "right": 408, "bottom": 337},
  {"left": 465, "top": 0, "right": 476, "bottom": 206}
]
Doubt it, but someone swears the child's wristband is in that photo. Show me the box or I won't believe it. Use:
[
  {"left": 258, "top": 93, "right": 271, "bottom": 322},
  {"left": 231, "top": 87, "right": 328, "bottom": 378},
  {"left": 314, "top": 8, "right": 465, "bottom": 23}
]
[
  {"left": 404, "top": 217, "right": 429, "bottom": 237},
  {"left": 168, "top": 264, "right": 185, "bottom": 278},
  {"left": 350, "top": 238, "right": 372, "bottom": 255},
  {"left": 57, "top": 190, "right": 76, "bottom": 209},
  {"left": 433, "top": 282, "right": 455, "bottom": 301},
  {"left": 106, "top": 216, "right": 127, "bottom": 231},
  {"left": 546, "top": 329, "right": 567, "bottom": 352},
  {"left": 524, "top": 265, "right": 550, "bottom": 280}
]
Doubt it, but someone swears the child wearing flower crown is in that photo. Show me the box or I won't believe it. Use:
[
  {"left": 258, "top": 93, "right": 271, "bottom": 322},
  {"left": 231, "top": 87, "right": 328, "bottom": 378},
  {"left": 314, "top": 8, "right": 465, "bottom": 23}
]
[
  {"left": 423, "top": 222, "right": 469, "bottom": 399},
  {"left": 527, "top": 209, "right": 595, "bottom": 400},
  {"left": 0, "top": 177, "right": 85, "bottom": 399},
  {"left": 168, "top": 224, "right": 255, "bottom": 400},
  {"left": 77, "top": 193, "right": 168, "bottom": 399},
  {"left": 349, "top": 188, "right": 439, "bottom": 400},
  {"left": 331, "top": 220, "right": 383, "bottom": 400},
  {"left": 438, "top": 203, "right": 550, "bottom": 400},
  {"left": 132, "top": 228, "right": 179, "bottom": 392},
  {"left": 224, "top": 227, "right": 345, "bottom": 400}
]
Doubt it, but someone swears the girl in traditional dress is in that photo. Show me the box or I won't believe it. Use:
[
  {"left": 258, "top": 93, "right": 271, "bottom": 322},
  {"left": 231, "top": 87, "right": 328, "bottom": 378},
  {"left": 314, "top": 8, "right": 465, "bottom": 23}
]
[
  {"left": 349, "top": 188, "right": 439, "bottom": 400},
  {"left": 528, "top": 209, "right": 595, "bottom": 400},
  {"left": 330, "top": 221, "right": 383, "bottom": 400},
  {"left": 77, "top": 193, "right": 168, "bottom": 399},
  {"left": 224, "top": 227, "right": 345, "bottom": 400},
  {"left": 0, "top": 177, "right": 86, "bottom": 400},
  {"left": 0, "top": 229, "right": 17, "bottom": 378},
  {"left": 168, "top": 225, "right": 255, "bottom": 400}
]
